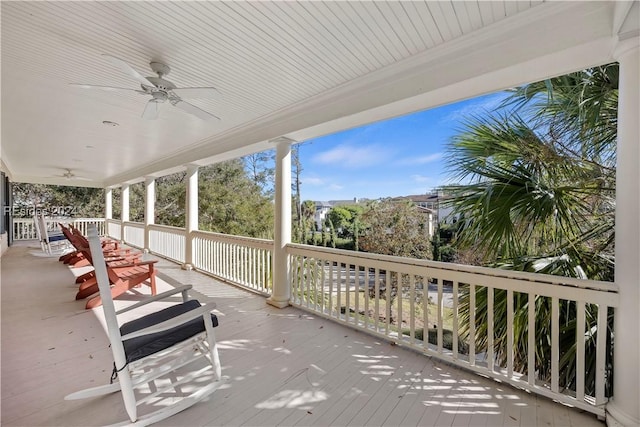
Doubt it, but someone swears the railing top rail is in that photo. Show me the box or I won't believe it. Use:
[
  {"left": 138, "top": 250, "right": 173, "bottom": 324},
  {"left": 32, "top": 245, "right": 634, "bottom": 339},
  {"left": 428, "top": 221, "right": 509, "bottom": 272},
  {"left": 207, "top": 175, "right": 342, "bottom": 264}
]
[
  {"left": 122, "top": 221, "right": 145, "bottom": 228},
  {"left": 69, "top": 218, "right": 106, "bottom": 222},
  {"left": 192, "top": 230, "right": 274, "bottom": 250},
  {"left": 148, "top": 223, "right": 186, "bottom": 233},
  {"left": 286, "top": 243, "right": 618, "bottom": 294}
]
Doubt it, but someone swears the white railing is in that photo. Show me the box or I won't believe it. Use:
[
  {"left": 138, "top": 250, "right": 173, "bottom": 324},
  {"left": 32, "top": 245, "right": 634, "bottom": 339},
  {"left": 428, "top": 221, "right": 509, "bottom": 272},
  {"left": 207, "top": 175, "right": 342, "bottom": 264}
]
[
  {"left": 123, "top": 221, "right": 145, "bottom": 249},
  {"left": 71, "top": 218, "right": 106, "bottom": 236},
  {"left": 13, "top": 217, "right": 106, "bottom": 240},
  {"left": 13, "top": 218, "right": 38, "bottom": 240},
  {"left": 106, "top": 219, "right": 121, "bottom": 240},
  {"left": 287, "top": 244, "right": 618, "bottom": 417},
  {"left": 148, "top": 224, "right": 185, "bottom": 264},
  {"left": 192, "top": 230, "right": 273, "bottom": 295}
]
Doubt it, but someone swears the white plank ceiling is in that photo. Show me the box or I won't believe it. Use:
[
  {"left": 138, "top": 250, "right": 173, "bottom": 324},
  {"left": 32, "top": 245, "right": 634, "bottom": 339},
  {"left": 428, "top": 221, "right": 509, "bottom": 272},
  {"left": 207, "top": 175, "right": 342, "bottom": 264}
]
[{"left": 0, "top": 1, "right": 623, "bottom": 187}]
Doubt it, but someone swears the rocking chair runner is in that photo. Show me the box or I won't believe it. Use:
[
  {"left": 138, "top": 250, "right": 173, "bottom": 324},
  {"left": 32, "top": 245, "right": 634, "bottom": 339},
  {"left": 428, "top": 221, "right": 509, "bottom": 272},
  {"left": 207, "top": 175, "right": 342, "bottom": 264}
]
[{"left": 66, "top": 226, "right": 225, "bottom": 426}]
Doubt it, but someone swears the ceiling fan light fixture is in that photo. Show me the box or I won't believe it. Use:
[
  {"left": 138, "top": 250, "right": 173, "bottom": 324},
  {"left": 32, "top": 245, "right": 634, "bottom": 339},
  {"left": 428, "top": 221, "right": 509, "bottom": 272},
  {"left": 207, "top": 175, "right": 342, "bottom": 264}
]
[{"left": 151, "top": 92, "right": 168, "bottom": 103}]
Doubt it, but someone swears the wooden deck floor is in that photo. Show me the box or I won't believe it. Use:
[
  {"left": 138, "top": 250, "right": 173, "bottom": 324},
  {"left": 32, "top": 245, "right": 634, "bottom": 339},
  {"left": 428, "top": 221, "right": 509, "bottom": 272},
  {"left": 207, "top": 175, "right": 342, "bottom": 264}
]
[{"left": 1, "top": 242, "right": 605, "bottom": 426}]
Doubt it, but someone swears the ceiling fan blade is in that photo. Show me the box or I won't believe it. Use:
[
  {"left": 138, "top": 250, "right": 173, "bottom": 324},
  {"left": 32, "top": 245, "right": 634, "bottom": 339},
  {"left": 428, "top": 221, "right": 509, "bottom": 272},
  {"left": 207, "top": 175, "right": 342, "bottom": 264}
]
[
  {"left": 102, "top": 54, "right": 155, "bottom": 87},
  {"left": 172, "top": 100, "right": 220, "bottom": 121},
  {"left": 142, "top": 100, "right": 162, "bottom": 120},
  {"left": 171, "top": 87, "right": 221, "bottom": 99},
  {"left": 70, "top": 84, "right": 145, "bottom": 94}
]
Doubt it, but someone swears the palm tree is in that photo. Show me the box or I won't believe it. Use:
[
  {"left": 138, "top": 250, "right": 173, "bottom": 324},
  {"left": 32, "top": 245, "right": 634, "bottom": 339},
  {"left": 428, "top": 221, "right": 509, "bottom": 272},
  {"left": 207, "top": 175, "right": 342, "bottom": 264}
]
[{"left": 444, "top": 64, "right": 617, "bottom": 396}]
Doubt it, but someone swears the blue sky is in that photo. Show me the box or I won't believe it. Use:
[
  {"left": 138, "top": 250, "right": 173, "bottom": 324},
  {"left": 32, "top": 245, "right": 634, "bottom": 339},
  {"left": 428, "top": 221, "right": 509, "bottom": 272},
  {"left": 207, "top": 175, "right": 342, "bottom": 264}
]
[{"left": 297, "top": 91, "right": 508, "bottom": 202}]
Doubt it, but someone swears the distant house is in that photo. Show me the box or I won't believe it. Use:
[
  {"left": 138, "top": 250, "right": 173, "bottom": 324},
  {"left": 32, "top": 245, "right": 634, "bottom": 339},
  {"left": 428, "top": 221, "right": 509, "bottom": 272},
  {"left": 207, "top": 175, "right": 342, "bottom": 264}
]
[
  {"left": 314, "top": 201, "right": 333, "bottom": 231},
  {"left": 313, "top": 198, "right": 367, "bottom": 231},
  {"left": 394, "top": 192, "right": 456, "bottom": 225}
]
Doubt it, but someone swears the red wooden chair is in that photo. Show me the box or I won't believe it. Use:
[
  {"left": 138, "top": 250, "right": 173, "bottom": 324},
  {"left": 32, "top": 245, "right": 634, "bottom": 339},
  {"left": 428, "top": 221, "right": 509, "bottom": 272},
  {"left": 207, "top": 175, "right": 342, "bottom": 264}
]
[{"left": 74, "top": 242, "right": 157, "bottom": 309}]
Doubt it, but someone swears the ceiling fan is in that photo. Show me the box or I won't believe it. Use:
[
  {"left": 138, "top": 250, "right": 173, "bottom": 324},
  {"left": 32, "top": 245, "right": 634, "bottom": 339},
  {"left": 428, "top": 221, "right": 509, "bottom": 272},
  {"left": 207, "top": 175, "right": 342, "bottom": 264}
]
[
  {"left": 72, "top": 54, "right": 221, "bottom": 121},
  {"left": 55, "top": 168, "right": 91, "bottom": 181}
]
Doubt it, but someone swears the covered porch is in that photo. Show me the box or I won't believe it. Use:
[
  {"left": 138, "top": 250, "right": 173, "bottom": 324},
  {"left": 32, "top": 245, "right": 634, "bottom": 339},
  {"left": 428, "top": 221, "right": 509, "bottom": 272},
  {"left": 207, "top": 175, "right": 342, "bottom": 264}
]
[
  {"left": 1, "top": 240, "right": 604, "bottom": 426},
  {"left": 1, "top": 1, "right": 639, "bottom": 426}
]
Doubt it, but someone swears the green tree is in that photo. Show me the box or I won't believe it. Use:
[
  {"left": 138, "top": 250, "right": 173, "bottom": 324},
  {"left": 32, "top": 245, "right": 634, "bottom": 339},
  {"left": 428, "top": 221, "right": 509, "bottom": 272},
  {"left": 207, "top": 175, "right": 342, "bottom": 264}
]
[
  {"left": 326, "top": 206, "right": 352, "bottom": 235},
  {"left": 445, "top": 64, "right": 617, "bottom": 396},
  {"left": 12, "top": 183, "right": 104, "bottom": 218},
  {"left": 292, "top": 144, "right": 304, "bottom": 243},
  {"left": 360, "top": 199, "right": 432, "bottom": 259},
  {"left": 198, "top": 160, "right": 274, "bottom": 238},
  {"left": 244, "top": 150, "right": 275, "bottom": 196}
]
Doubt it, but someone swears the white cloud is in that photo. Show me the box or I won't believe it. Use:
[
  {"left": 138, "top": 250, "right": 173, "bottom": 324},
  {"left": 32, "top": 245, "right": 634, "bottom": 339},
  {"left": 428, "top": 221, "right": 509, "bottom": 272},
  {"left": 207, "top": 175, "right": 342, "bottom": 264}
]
[
  {"left": 441, "top": 92, "right": 509, "bottom": 124},
  {"left": 303, "top": 177, "right": 324, "bottom": 186},
  {"left": 328, "top": 184, "right": 344, "bottom": 191},
  {"left": 312, "top": 143, "right": 392, "bottom": 168},
  {"left": 397, "top": 152, "right": 443, "bottom": 165},
  {"left": 411, "top": 174, "right": 433, "bottom": 183}
]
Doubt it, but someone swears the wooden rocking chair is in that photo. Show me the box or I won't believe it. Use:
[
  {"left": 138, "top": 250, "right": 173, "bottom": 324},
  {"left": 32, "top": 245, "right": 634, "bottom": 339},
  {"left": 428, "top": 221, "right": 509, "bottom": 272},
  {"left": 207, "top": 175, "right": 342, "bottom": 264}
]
[{"left": 65, "top": 226, "right": 225, "bottom": 426}]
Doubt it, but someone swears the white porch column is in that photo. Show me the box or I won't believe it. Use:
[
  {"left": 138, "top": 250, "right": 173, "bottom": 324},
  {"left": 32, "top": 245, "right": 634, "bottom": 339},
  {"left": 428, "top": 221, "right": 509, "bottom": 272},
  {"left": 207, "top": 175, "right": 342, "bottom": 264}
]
[
  {"left": 121, "top": 184, "right": 129, "bottom": 243},
  {"left": 183, "top": 164, "right": 198, "bottom": 270},
  {"left": 144, "top": 177, "right": 155, "bottom": 253},
  {"left": 607, "top": 37, "right": 640, "bottom": 427},
  {"left": 105, "top": 188, "right": 113, "bottom": 220},
  {"left": 267, "top": 139, "right": 292, "bottom": 308}
]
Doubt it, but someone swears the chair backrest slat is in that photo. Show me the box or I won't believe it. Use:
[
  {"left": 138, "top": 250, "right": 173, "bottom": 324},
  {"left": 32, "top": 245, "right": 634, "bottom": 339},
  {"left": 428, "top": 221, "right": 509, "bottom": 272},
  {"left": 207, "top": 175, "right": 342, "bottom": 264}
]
[{"left": 87, "top": 226, "right": 127, "bottom": 366}]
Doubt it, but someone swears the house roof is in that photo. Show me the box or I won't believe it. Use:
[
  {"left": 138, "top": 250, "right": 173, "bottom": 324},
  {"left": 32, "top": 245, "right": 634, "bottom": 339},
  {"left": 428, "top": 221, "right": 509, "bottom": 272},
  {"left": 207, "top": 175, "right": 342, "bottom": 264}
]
[{"left": 1, "top": 1, "right": 631, "bottom": 188}]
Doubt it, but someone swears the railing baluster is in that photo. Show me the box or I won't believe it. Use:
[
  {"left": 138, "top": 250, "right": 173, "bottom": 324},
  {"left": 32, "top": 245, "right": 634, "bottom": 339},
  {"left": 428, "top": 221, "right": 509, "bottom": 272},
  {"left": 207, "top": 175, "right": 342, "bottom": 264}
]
[
  {"left": 328, "top": 261, "right": 334, "bottom": 317},
  {"left": 364, "top": 268, "right": 370, "bottom": 330},
  {"left": 409, "top": 274, "right": 415, "bottom": 344},
  {"left": 374, "top": 268, "right": 380, "bottom": 333},
  {"left": 320, "top": 259, "right": 326, "bottom": 314},
  {"left": 453, "top": 281, "right": 459, "bottom": 358},
  {"left": 528, "top": 292, "right": 535, "bottom": 386},
  {"left": 576, "top": 300, "right": 586, "bottom": 401},
  {"left": 354, "top": 265, "right": 360, "bottom": 327},
  {"left": 469, "top": 283, "right": 476, "bottom": 366},
  {"left": 507, "top": 289, "right": 514, "bottom": 378},
  {"left": 595, "top": 304, "right": 607, "bottom": 405},
  {"left": 385, "top": 270, "right": 390, "bottom": 336},
  {"left": 487, "top": 286, "right": 494, "bottom": 372},
  {"left": 345, "top": 264, "right": 351, "bottom": 323},
  {"left": 437, "top": 279, "right": 443, "bottom": 353},
  {"left": 397, "top": 272, "right": 403, "bottom": 341},
  {"left": 424, "top": 277, "right": 429, "bottom": 352},
  {"left": 337, "top": 262, "right": 342, "bottom": 320}
]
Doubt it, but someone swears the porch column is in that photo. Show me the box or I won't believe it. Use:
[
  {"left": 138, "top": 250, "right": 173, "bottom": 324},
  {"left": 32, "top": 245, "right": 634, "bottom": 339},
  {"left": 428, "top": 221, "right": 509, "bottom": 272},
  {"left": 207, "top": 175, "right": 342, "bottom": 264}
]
[
  {"left": 183, "top": 164, "right": 198, "bottom": 270},
  {"left": 607, "top": 37, "right": 640, "bottom": 427},
  {"left": 267, "top": 139, "right": 292, "bottom": 308},
  {"left": 144, "top": 177, "right": 155, "bottom": 253},
  {"left": 121, "top": 184, "right": 129, "bottom": 243},
  {"left": 105, "top": 188, "right": 113, "bottom": 220}
]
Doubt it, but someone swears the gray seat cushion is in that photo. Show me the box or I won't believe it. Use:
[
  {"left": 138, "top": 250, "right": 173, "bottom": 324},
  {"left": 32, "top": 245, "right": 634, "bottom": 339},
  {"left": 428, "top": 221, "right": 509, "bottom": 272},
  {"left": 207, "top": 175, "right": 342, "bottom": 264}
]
[{"left": 120, "top": 299, "right": 218, "bottom": 363}]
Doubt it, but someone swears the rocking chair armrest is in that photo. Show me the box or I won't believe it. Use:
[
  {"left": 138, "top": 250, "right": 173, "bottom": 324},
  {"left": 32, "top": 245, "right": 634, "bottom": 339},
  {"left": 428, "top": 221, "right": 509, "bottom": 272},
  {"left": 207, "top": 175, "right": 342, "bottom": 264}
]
[
  {"left": 120, "top": 302, "right": 217, "bottom": 341},
  {"left": 116, "top": 285, "right": 194, "bottom": 316},
  {"left": 109, "top": 260, "right": 158, "bottom": 269}
]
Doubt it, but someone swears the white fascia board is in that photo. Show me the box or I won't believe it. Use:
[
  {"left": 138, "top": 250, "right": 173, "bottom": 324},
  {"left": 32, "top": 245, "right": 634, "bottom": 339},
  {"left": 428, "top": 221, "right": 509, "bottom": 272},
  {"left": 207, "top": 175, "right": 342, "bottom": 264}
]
[
  {"left": 105, "top": 1, "right": 615, "bottom": 187},
  {"left": 11, "top": 175, "right": 103, "bottom": 188}
]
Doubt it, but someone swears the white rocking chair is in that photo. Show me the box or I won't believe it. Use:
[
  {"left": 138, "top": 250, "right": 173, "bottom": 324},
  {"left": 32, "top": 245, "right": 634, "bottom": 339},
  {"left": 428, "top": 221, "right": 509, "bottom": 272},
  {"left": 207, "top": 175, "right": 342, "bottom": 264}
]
[
  {"left": 65, "top": 226, "right": 226, "bottom": 426},
  {"left": 35, "top": 215, "right": 68, "bottom": 254}
]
